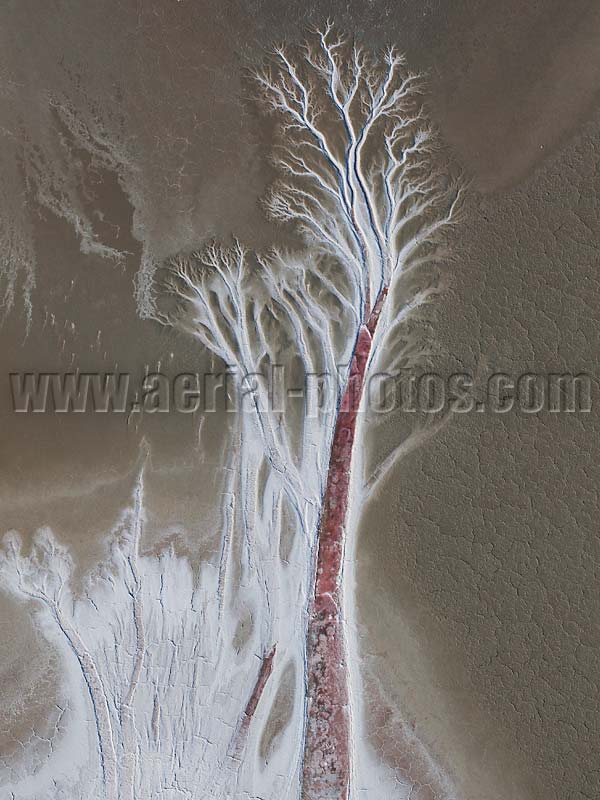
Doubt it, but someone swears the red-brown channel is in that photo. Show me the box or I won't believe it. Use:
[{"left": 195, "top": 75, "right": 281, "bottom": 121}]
[{"left": 301, "top": 289, "right": 387, "bottom": 799}]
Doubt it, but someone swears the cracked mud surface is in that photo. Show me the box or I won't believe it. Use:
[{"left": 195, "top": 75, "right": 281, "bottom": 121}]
[{"left": 1, "top": 2, "right": 600, "bottom": 799}]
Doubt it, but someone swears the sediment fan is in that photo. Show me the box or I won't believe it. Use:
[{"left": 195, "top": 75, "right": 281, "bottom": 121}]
[{"left": 1, "top": 23, "right": 463, "bottom": 800}]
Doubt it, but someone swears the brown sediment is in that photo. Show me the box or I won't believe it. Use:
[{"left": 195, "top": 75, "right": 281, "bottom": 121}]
[
  {"left": 301, "top": 290, "right": 387, "bottom": 799},
  {"left": 230, "top": 644, "right": 277, "bottom": 760},
  {"left": 368, "top": 670, "right": 450, "bottom": 800}
]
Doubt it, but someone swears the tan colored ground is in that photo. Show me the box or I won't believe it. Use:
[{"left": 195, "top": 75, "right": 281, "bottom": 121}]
[{"left": 1, "top": 2, "right": 600, "bottom": 798}]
